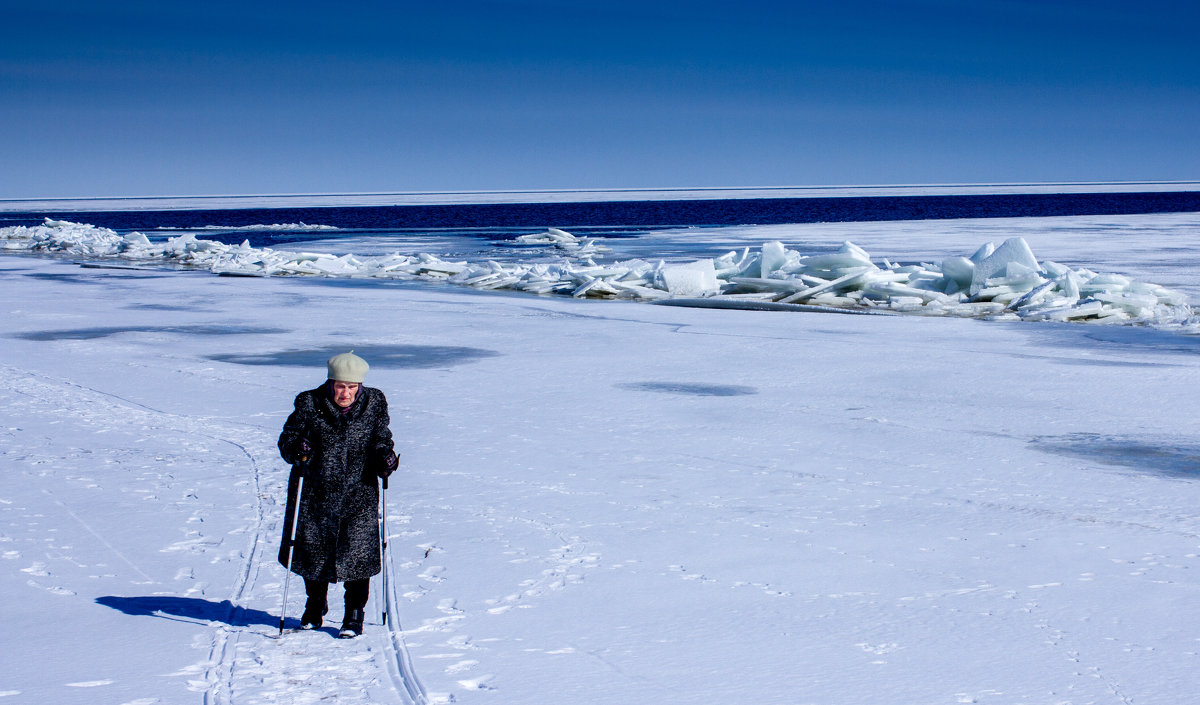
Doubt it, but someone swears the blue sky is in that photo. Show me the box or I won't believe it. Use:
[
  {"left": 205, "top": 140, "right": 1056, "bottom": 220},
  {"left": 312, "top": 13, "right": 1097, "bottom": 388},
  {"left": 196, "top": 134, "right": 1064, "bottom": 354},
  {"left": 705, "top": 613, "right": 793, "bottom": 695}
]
[{"left": 2, "top": 0, "right": 1197, "bottom": 197}]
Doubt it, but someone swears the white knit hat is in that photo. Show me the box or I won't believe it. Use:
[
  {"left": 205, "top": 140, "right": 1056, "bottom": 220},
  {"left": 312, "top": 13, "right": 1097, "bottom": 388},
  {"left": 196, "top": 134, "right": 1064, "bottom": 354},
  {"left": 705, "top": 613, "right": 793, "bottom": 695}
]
[{"left": 327, "top": 351, "right": 369, "bottom": 383}]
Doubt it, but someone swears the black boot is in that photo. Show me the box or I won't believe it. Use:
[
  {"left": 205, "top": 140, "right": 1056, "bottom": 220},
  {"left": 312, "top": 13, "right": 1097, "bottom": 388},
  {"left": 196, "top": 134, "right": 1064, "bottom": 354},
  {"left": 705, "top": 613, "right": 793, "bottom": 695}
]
[
  {"left": 300, "top": 598, "right": 328, "bottom": 630},
  {"left": 339, "top": 608, "right": 364, "bottom": 638}
]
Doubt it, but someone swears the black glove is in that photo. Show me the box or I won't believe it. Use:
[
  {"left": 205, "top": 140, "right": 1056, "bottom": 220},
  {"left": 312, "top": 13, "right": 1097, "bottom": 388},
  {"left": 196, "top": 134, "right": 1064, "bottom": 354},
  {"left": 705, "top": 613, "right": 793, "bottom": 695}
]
[
  {"left": 291, "top": 438, "right": 313, "bottom": 464},
  {"left": 376, "top": 451, "right": 398, "bottom": 478}
]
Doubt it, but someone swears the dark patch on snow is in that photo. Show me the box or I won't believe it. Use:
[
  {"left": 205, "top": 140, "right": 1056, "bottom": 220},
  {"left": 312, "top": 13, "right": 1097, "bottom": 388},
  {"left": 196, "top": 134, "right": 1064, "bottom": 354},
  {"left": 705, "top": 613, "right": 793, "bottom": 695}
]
[
  {"left": 617, "top": 381, "right": 758, "bottom": 397},
  {"left": 124, "top": 302, "right": 205, "bottom": 312},
  {"left": 1005, "top": 352, "right": 1176, "bottom": 368},
  {"left": 13, "top": 324, "right": 290, "bottom": 341},
  {"left": 23, "top": 270, "right": 168, "bottom": 283},
  {"left": 1030, "top": 433, "right": 1200, "bottom": 479},
  {"left": 210, "top": 343, "right": 501, "bottom": 369},
  {"left": 1012, "top": 322, "right": 1200, "bottom": 359},
  {"left": 21, "top": 272, "right": 107, "bottom": 284},
  {"left": 1048, "top": 357, "right": 1175, "bottom": 368},
  {"left": 77, "top": 263, "right": 173, "bottom": 272}
]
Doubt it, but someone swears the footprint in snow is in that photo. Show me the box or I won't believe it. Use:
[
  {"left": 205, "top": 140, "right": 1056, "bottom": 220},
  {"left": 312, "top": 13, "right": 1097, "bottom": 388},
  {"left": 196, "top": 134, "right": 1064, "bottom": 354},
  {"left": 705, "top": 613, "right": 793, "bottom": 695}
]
[
  {"left": 457, "top": 675, "right": 495, "bottom": 691},
  {"left": 445, "top": 635, "right": 479, "bottom": 650},
  {"left": 445, "top": 659, "right": 478, "bottom": 675},
  {"left": 419, "top": 566, "right": 446, "bottom": 582},
  {"left": 26, "top": 579, "right": 75, "bottom": 596}
]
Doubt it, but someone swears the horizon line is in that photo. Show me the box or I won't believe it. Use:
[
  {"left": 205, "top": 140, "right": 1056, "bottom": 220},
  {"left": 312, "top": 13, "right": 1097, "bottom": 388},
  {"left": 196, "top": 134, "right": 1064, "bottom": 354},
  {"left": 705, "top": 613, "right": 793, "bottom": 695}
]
[{"left": 4, "top": 180, "right": 1200, "bottom": 204}]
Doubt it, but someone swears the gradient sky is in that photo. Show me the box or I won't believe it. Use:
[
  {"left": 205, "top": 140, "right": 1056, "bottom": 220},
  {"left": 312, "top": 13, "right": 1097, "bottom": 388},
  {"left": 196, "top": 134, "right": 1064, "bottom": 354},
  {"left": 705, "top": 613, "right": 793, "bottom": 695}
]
[{"left": 2, "top": 0, "right": 1197, "bottom": 198}]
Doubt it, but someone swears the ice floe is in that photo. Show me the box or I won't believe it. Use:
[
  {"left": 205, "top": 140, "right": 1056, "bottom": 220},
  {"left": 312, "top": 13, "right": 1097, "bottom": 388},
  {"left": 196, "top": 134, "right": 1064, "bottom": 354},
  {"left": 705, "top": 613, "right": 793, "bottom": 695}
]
[
  {"left": 511, "top": 226, "right": 611, "bottom": 257},
  {"left": 1, "top": 219, "right": 1191, "bottom": 326},
  {"left": 157, "top": 223, "right": 340, "bottom": 232}
]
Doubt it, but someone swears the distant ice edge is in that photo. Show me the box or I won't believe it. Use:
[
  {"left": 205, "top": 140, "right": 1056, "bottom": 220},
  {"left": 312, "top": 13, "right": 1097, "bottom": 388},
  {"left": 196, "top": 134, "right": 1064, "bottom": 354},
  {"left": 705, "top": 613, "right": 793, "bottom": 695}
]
[{"left": 2, "top": 219, "right": 1193, "bottom": 329}]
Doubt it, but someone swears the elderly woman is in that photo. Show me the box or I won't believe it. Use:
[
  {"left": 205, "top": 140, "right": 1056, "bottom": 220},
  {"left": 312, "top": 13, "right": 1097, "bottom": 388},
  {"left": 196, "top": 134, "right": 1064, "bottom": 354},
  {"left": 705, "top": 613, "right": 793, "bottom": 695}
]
[{"left": 278, "top": 351, "right": 397, "bottom": 637}]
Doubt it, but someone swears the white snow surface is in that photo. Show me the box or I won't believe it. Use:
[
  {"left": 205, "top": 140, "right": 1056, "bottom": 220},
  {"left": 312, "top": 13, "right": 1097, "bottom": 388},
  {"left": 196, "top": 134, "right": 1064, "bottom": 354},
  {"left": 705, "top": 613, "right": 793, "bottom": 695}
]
[{"left": 3, "top": 212, "right": 1200, "bottom": 704}]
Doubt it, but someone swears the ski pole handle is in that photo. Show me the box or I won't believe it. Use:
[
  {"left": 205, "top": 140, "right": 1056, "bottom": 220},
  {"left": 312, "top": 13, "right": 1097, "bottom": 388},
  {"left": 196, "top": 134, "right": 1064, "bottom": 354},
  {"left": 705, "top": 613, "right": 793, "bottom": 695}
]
[{"left": 379, "top": 450, "right": 397, "bottom": 489}]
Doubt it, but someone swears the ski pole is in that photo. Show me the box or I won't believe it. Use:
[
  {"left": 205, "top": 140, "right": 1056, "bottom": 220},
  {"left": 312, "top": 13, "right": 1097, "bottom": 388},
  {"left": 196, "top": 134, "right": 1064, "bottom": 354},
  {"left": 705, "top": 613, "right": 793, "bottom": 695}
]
[
  {"left": 279, "top": 461, "right": 306, "bottom": 635},
  {"left": 379, "top": 472, "right": 390, "bottom": 627}
]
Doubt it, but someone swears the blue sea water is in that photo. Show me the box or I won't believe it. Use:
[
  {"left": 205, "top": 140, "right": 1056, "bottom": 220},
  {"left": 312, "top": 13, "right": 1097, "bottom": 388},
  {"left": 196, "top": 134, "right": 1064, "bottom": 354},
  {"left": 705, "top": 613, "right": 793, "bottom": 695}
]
[{"left": 3, "top": 191, "right": 1198, "bottom": 251}]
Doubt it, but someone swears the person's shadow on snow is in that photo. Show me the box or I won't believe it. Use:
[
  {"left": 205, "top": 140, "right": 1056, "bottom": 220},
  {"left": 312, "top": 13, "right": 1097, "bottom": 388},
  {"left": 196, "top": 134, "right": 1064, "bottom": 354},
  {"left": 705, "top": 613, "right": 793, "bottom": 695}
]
[{"left": 96, "top": 595, "right": 305, "bottom": 632}]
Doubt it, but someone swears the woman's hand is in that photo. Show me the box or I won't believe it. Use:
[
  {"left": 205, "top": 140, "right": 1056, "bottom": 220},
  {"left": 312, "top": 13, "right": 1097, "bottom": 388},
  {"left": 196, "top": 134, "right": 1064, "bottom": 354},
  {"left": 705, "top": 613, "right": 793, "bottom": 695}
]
[
  {"left": 376, "top": 450, "right": 398, "bottom": 478},
  {"left": 291, "top": 437, "right": 313, "bottom": 463}
]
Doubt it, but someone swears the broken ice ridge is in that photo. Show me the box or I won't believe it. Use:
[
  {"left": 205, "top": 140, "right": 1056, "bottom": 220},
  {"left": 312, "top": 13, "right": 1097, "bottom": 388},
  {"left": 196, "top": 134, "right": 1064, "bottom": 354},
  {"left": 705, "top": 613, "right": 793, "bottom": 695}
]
[{"left": 1, "top": 218, "right": 1192, "bottom": 328}]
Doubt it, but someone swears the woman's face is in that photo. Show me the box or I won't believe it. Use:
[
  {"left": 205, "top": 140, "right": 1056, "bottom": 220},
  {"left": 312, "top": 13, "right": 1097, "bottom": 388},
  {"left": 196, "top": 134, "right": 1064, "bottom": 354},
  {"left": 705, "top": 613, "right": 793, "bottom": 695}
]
[{"left": 331, "top": 380, "right": 360, "bottom": 408}]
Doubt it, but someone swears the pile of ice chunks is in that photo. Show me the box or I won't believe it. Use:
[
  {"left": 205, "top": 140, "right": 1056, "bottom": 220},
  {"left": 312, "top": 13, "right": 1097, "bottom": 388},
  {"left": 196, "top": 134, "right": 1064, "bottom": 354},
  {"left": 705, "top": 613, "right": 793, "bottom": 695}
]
[{"left": 2, "top": 219, "right": 1190, "bottom": 326}]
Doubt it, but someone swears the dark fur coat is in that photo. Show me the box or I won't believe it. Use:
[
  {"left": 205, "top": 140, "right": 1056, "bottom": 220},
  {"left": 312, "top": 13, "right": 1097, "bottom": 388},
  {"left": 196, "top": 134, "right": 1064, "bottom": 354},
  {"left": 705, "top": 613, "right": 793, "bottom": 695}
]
[{"left": 277, "top": 382, "right": 395, "bottom": 582}]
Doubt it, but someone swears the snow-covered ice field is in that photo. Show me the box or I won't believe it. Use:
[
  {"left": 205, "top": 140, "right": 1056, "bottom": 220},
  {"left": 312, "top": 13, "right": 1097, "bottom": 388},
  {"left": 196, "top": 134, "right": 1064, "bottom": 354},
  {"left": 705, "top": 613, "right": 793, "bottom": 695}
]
[{"left": 3, "top": 212, "right": 1200, "bottom": 704}]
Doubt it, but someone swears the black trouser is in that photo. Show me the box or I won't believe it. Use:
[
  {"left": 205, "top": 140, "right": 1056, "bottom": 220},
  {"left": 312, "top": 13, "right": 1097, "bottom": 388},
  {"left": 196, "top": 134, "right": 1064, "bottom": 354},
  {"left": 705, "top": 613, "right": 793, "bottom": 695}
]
[{"left": 305, "top": 578, "right": 369, "bottom": 612}]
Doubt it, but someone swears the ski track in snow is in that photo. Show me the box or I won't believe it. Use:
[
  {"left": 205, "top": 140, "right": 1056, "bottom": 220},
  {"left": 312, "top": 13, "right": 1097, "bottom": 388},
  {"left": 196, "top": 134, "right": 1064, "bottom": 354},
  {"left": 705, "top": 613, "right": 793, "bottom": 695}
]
[{"left": 0, "top": 364, "right": 426, "bottom": 704}]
